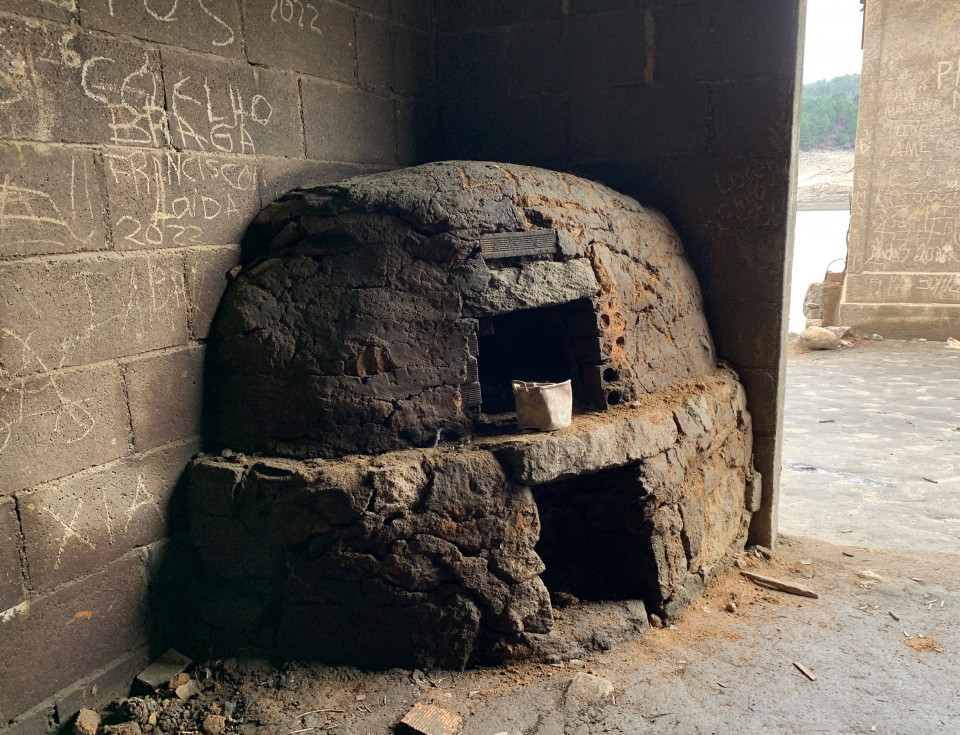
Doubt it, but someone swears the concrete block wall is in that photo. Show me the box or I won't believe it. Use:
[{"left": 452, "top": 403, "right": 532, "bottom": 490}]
[
  {"left": 842, "top": 0, "right": 960, "bottom": 339},
  {"left": 0, "top": 0, "right": 436, "bottom": 726},
  {"left": 437, "top": 0, "right": 804, "bottom": 548}
]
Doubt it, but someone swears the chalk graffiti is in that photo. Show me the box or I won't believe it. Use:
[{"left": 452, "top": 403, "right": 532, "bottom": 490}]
[
  {"left": 270, "top": 0, "right": 324, "bottom": 34},
  {"left": 44, "top": 499, "right": 95, "bottom": 570},
  {"left": 104, "top": 149, "right": 255, "bottom": 248},
  {"left": 0, "top": 149, "right": 100, "bottom": 255},
  {"left": 169, "top": 72, "right": 273, "bottom": 154}
]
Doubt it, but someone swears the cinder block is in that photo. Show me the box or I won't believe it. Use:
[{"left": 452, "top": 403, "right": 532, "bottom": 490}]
[
  {"left": 568, "top": 85, "right": 707, "bottom": 163},
  {"left": 0, "top": 554, "right": 148, "bottom": 723},
  {"left": 706, "top": 228, "right": 788, "bottom": 305},
  {"left": 0, "top": 362, "right": 129, "bottom": 496},
  {"left": 346, "top": 0, "right": 388, "bottom": 15},
  {"left": 711, "top": 78, "right": 795, "bottom": 156},
  {"left": 438, "top": 0, "right": 558, "bottom": 32},
  {"left": 391, "top": 27, "right": 435, "bottom": 97},
  {"left": 0, "top": 143, "right": 108, "bottom": 258},
  {"left": 242, "top": 0, "right": 356, "bottom": 83},
  {"left": 392, "top": 0, "right": 432, "bottom": 28},
  {"left": 0, "top": 252, "right": 189, "bottom": 373},
  {"left": 4, "top": 0, "right": 75, "bottom": 22},
  {"left": 396, "top": 99, "right": 439, "bottom": 166},
  {"left": 123, "top": 346, "right": 204, "bottom": 451},
  {"left": 653, "top": 1, "right": 799, "bottom": 83},
  {"left": 161, "top": 49, "right": 301, "bottom": 158},
  {"left": 16, "top": 438, "right": 200, "bottom": 592},
  {"left": 358, "top": 14, "right": 392, "bottom": 91},
  {"left": 0, "top": 498, "right": 23, "bottom": 612},
  {"left": 78, "top": 0, "right": 243, "bottom": 58},
  {"left": 54, "top": 646, "right": 151, "bottom": 724},
  {"left": 0, "top": 19, "right": 167, "bottom": 147},
  {"left": 301, "top": 80, "right": 396, "bottom": 164},
  {"left": 504, "top": 21, "right": 562, "bottom": 98},
  {"left": 185, "top": 246, "right": 242, "bottom": 339},
  {"left": 437, "top": 30, "right": 509, "bottom": 105},
  {"left": 102, "top": 148, "right": 258, "bottom": 249},
  {"left": 706, "top": 298, "right": 783, "bottom": 371},
  {"left": 562, "top": 9, "right": 647, "bottom": 89}
]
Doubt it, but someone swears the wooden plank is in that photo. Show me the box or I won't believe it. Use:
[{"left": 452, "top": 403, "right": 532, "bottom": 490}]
[{"left": 741, "top": 571, "right": 819, "bottom": 599}]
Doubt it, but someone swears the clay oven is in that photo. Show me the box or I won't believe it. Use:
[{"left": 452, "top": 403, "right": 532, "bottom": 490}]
[{"left": 188, "top": 162, "right": 760, "bottom": 668}]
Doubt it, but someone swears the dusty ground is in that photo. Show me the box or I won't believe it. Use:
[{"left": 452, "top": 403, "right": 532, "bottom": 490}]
[
  {"left": 780, "top": 339, "right": 960, "bottom": 553},
  {"left": 100, "top": 536, "right": 958, "bottom": 735},
  {"left": 89, "top": 340, "right": 960, "bottom": 735},
  {"left": 797, "top": 149, "right": 855, "bottom": 209}
]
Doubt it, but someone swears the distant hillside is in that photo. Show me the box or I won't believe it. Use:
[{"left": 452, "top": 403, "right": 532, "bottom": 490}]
[{"left": 800, "top": 73, "right": 860, "bottom": 150}]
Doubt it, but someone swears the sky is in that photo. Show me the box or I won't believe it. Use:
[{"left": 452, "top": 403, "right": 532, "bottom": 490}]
[{"left": 803, "top": 0, "right": 865, "bottom": 84}]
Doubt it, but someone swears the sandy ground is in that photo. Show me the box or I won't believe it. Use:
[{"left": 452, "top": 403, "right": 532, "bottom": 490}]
[{"left": 797, "top": 149, "right": 855, "bottom": 209}]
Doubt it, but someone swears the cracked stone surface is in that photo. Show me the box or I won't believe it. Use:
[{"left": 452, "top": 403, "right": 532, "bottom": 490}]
[
  {"left": 187, "top": 372, "right": 754, "bottom": 668},
  {"left": 210, "top": 161, "right": 716, "bottom": 459},
  {"left": 191, "top": 162, "right": 756, "bottom": 669}
]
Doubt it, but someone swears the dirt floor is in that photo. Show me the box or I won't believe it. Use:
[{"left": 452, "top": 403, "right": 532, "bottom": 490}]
[
  {"left": 89, "top": 340, "right": 960, "bottom": 735},
  {"left": 100, "top": 536, "right": 958, "bottom": 735}
]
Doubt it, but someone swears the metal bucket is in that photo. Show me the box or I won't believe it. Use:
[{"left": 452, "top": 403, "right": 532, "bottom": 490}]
[{"left": 512, "top": 380, "right": 573, "bottom": 432}]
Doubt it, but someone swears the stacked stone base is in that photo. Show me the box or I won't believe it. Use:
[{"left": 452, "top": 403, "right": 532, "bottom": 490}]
[{"left": 187, "top": 369, "right": 757, "bottom": 669}]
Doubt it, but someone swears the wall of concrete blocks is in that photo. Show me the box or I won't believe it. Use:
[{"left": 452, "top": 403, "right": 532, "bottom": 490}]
[
  {"left": 437, "top": 0, "right": 804, "bottom": 551},
  {"left": 0, "top": 0, "right": 436, "bottom": 727}
]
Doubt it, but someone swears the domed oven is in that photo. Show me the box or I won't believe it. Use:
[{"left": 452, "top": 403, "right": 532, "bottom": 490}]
[{"left": 186, "top": 162, "right": 760, "bottom": 668}]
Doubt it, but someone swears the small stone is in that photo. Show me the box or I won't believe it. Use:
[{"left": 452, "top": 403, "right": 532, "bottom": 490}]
[
  {"left": 175, "top": 679, "right": 202, "bottom": 700},
  {"left": 734, "top": 557, "right": 747, "bottom": 569},
  {"left": 565, "top": 672, "right": 615, "bottom": 704},
  {"left": 121, "top": 698, "right": 152, "bottom": 725},
  {"left": 800, "top": 327, "right": 841, "bottom": 351},
  {"left": 551, "top": 591, "right": 580, "bottom": 609},
  {"left": 169, "top": 673, "right": 191, "bottom": 689},
  {"left": 825, "top": 326, "right": 854, "bottom": 339},
  {"left": 104, "top": 724, "right": 142, "bottom": 735},
  {"left": 648, "top": 613, "right": 663, "bottom": 628},
  {"left": 752, "top": 545, "right": 773, "bottom": 560},
  {"left": 725, "top": 601, "right": 737, "bottom": 613},
  {"left": 226, "top": 265, "right": 243, "bottom": 280},
  {"left": 74, "top": 709, "right": 100, "bottom": 735},
  {"left": 871, "top": 333, "right": 884, "bottom": 341},
  {"left": 202, "top": 715, "right": 227, "bottom": 735}
]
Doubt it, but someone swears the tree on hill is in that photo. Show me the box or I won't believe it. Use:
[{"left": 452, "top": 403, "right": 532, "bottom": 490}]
[{"left": 800, "top": 73, "right": 861, "bottom": 150}]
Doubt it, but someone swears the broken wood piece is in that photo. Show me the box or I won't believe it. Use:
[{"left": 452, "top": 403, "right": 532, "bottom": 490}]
[
  {"left": 398, "top": 702, "right": 463, "bottom": 735},
  {"left": 741, "top": 571, "right": 818, "bottom": 599},
  {"left": 793, "top": 661, "right": 817, "bottom": 681}
]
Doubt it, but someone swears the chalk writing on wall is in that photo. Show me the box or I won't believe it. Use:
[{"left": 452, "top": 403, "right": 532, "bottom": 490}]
[{"left": 104, "top": 149, "right": 256, "bottom": 248}]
